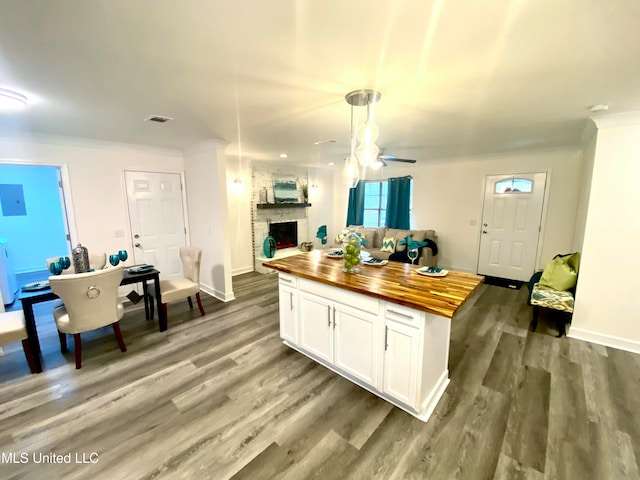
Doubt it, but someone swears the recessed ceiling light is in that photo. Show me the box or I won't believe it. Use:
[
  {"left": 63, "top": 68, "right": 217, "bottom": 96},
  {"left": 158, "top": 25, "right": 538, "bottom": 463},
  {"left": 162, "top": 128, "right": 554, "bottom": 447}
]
[
  {"left": 589, "top": 104, "right": 609, "bottom": 113},
  {"left": 0, "top": 88, "right": 28, "bottom": 111},
  {"left": 280, "top": 153, "right": 288, "bottom": 158},
  {"left": 328, "top": 162, "right": 335, "bottom": 166},
  {"left": 314, "top": 140, "right": 336, "bottom": 145}
]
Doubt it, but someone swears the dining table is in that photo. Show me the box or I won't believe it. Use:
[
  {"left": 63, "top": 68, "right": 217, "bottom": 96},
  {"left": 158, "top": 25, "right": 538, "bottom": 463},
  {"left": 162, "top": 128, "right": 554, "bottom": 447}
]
[{"left": 18, "top": 267, "right": 166, "bottom": 373}]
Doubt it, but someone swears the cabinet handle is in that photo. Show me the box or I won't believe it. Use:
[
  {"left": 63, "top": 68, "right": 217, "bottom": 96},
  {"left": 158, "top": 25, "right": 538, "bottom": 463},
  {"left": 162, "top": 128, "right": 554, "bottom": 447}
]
[
  {"left": 385, "top": 326, "right": 389, "bottom": 351},
  {"left": 289, "top": 292, "right": 294, "bottom": 311},
  {"left": 387, "top": 308, "right": 413, "bottom": 320},
  {"left": 333, "top": 306, "right": 336, "bottom": 328},
  {"left": 327, "top": 305, "right": 331, "bottom": 327},
  {"left": 280, "top": 277, "right": 293, "bottom": 284}
]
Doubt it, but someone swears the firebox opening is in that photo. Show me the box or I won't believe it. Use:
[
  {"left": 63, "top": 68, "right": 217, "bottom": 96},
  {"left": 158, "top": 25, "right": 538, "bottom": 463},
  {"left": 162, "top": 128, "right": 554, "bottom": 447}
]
[{"left": 270, "top": 221, "right": 298, "bottom": 250}]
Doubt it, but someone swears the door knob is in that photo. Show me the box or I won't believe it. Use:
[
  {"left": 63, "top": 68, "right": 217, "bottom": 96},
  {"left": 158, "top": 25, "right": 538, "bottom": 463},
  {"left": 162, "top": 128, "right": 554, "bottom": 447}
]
[
  {"left": 482, "top": 230, "right": 487, "bottom": 234},
  {"left": 483, "top": 223, "right": 488, "bottom": 227},
  {"left": 134, "top": 234, "right": 140, "bottom": 239},
  {"left": 135, "top": 243, "right": 141, "bottom": 247}
]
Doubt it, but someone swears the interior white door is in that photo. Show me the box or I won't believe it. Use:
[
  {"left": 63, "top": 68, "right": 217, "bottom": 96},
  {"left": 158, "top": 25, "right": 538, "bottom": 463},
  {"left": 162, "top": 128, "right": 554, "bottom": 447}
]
[
  {"left": 125, "top": 171, "right": 186, "bottom": 280},
  {"left": 477, "top": 173, "right": 546, "bottom": 282}
]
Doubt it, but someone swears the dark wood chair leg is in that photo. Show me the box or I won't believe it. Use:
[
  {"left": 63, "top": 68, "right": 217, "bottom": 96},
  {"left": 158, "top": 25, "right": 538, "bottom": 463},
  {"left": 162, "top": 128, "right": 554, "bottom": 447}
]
[
  {"left": 162, "top": 303, "right": 168, "bottom": 326},
  {"left": 112, "top": 322, "right": 127, "bottom": 352},
  {"left": 58, "top": 331, "right": 68, "bottom": 353},
  {"left": 21, "top": 339, "right": 38, "bottom": 374},
  {"left": 531, "top": 306, "right": 540, "bottom": 332},
  {"left": 73, "top": 333, "right": 82, "bottom": 369},
  {"left": 196, "top": 292, "right": 205, "bottom": 316},
  {"left": 187, "top": 296, "right": 193, "bottom": 309}
]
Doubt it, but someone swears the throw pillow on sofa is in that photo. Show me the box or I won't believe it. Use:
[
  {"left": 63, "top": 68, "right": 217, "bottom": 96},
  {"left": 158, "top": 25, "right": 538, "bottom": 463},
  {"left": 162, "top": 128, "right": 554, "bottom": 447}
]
[{"left": 380, "top": 236, "right": 396, "bottom": 253}]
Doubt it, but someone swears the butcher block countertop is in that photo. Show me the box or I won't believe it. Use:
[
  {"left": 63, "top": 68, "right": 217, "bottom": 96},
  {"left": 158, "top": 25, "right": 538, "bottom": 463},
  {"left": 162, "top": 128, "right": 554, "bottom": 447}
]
[{"left": 263, "top": 250, "right": 484, "bottom": 318}]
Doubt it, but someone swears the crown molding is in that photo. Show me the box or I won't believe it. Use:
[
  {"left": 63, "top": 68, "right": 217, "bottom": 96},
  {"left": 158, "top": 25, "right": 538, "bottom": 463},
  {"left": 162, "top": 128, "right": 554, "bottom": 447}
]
[{"left": 590, "top": 111, "right": 640, "bottom": 129}]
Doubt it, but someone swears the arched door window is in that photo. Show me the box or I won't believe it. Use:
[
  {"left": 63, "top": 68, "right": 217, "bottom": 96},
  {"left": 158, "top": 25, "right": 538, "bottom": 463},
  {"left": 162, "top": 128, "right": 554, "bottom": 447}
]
[{"left": 494, "top": 177, "right": 533, "bottom": 194}]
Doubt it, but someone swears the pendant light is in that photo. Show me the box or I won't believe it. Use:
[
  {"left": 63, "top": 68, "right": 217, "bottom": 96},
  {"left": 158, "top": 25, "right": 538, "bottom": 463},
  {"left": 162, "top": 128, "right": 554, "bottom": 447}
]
[{"left": 345, "top": 89, "right": 381, "bottom": 168}]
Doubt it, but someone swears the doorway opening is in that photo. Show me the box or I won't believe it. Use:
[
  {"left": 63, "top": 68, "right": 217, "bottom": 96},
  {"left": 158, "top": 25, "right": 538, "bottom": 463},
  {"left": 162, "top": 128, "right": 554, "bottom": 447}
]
[{"left": 0, "top": 163, "right": 74, "bottom": 308}]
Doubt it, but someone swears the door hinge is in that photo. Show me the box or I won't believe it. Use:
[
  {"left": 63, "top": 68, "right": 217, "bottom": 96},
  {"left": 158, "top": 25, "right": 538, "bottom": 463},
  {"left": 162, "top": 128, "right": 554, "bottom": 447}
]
[
  {"left": 58, "top": 180, "right": 63, "bottom": 188},
  {"left": 66, "top": 234, "right": 71, "bottom": 241}
]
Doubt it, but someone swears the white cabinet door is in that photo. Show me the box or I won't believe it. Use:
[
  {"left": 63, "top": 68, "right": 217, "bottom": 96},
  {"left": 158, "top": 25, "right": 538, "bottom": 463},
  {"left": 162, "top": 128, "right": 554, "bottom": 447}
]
[
  {"left": 383, "top": 320, "right": 420, "bottom": 408},
  {"left": 334, "top": 305, "right": 378, "bottom": 385},
  {"left": 279, "top": 285, "right": 297, "bottom": 344},
  {"left": 299, "top": 291, "right": 333, "bottom": 363}
]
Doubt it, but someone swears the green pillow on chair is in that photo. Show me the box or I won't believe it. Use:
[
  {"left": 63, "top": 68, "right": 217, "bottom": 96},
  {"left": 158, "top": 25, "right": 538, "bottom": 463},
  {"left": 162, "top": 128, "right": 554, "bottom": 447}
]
[{"left": 539, "top": 252, "right": 580, "bottom": 291}]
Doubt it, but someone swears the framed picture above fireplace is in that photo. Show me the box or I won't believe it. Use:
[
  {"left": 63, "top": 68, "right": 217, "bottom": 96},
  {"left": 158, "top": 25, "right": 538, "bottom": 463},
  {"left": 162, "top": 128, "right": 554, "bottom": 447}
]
[{"left": 272, "top": 176, "right": 298, "bottom": 204}]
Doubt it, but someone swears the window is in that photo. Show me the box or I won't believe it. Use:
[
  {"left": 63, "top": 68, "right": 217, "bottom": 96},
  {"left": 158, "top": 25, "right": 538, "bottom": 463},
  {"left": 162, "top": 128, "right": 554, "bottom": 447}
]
[
  {"left": 363, "top": 181, "right": 387, "bottom": 227},
  {"left": 495, "top": 178, "right": 533, "bottom": 194}
]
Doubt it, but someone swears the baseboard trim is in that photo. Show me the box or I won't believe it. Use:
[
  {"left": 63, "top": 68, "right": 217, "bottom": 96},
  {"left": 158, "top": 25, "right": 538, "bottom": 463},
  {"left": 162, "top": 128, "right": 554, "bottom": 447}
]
[
  {"left": 200, "top": 284, "right": 235, "bottom": 303},
  {"left": 568, "top": 327, "right": 640, "bottom": 354},
  {"left": 232, "top": 266, "right": 254, "bottom": 276}
]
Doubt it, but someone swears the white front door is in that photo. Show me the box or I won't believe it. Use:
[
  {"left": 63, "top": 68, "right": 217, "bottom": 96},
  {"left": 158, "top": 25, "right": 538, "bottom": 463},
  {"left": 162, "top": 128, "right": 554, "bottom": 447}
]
[
  {"left": 477, "top": 173, "right": 546, "bottom": 282},
  {"left": 125, "top": 171, "right": 187, "bottom": 280}
]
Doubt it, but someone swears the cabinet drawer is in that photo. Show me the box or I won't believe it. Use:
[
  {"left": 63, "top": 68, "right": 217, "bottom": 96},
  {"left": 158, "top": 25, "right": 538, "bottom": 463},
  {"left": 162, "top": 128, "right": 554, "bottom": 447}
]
[
  {"left": 299, "top": 278, "right": 379, "bottom": 315},
  {"left": 385, "top": 302, "right": 423, "bottom": 328},
  {"left": 278, "top": 272, "right": 297, "bottom": 288}
]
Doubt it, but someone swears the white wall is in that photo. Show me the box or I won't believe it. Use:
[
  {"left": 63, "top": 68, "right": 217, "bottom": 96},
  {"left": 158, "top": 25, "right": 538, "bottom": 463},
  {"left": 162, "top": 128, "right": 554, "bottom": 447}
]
[
  {"left": 333, "top": 147, "right": 583, "bottom": 273},
  {"left": 0, "top": 136, "right": 184, "bottom": 265},
  {"left": 184, "top": 141, "right": 234, "bottom": 301},
  {"left": 570, "top": 113, "right": 640, "bottom": 352},
  {"left": 307, "top": 167, "right": 335, "bottom": 248},
  {"left": 225, "top": 157, "right": 253, "bottom": 275},
  {"left": 572, "top": 125, "right": 597, "bottom": 253}
]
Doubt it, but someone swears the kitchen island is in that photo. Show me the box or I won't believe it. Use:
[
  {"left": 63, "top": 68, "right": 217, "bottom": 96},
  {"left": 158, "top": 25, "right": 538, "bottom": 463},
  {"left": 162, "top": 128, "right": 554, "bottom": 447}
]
[{"left": 263, "top": 250, "right": 483, "bottom": 422}]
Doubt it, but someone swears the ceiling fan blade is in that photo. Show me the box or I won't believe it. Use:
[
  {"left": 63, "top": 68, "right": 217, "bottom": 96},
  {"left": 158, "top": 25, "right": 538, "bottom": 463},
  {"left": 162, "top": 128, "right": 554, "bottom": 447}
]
[{"left": 379, "top": 156, "right": 417, "bottom": 163}]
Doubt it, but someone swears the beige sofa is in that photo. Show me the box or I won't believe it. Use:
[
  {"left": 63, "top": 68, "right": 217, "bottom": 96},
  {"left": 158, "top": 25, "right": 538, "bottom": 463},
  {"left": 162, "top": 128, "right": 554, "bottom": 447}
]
[{"left": 337, "top": 226, "right": 438, "bottom": 267}]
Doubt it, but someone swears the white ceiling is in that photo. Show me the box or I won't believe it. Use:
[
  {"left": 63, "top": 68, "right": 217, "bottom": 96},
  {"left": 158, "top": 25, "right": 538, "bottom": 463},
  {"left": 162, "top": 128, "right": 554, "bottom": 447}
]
[{"left": 1, "top": 0, "right": 639, "bottom": 165}]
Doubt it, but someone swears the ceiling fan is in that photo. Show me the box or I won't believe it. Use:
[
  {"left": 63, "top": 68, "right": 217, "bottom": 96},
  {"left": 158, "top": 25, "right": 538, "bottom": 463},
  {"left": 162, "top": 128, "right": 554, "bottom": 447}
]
[{"left": 372, "top": 150, "right": 417, "bottom": 168}]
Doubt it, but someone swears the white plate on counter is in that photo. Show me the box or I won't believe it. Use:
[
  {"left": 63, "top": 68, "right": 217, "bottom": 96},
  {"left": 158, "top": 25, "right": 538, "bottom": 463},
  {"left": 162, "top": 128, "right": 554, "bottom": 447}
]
[
  {"left": 326, "top": 250, "right": 344, "bottom": 258},
  {"left": 416, "top": 267, "right": 448, "bottom": 277}
]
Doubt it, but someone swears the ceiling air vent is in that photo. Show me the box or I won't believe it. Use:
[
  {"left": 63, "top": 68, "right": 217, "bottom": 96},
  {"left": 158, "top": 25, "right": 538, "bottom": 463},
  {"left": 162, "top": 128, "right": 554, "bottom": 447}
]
[{"left": 144, "top": 115, "right": 173, "bottom": 123}]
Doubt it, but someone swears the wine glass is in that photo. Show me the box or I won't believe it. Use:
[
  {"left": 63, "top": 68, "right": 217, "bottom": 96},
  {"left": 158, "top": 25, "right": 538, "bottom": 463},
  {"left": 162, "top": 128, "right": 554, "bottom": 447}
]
[
  {"left": 109, "top": 254, "right": 120, "bottom": 266},
  {"left": 118, "top": 250, "right": 128, "bottom": 262},
  {"left": 407, "top": 248, "right": 419, "bottom": 265},
  {"left": 59, "top": 256, "right": 71, "bottom": 270},
  {"left": 49, "top": 260, "right": 63, "bottom": 275}
]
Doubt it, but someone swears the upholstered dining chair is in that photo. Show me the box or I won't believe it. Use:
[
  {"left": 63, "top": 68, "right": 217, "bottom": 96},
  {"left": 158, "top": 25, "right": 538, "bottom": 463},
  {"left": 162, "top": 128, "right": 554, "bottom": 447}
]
[
  {"left": 151, "top": 246, "right": 205, "bottom": 323},
  {"left": 0, "top": 310, "right": 38, "bottom": 374},
  {"left": 49, "top": 265, "right": 127, "bottom": 369}
]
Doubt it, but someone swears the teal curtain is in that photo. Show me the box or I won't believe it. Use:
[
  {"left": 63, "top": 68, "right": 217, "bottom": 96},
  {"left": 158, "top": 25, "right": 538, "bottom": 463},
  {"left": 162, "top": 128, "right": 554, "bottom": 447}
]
[
  {"left": 386, "top": 176, "right": 412, "bottom": 229},
  {"left": 345, "top": 181, "right": 365, "bottom": 226}
]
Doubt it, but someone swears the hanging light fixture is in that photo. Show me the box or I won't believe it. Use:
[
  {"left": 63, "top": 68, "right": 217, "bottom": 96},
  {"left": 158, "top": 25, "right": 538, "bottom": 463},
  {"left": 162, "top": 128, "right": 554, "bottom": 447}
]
[
  {"left": 0, "top": 88, "right": 28, "bottom": 111},
  {"left": 345, "top": 89, "right": 381, "bottom": 168}
]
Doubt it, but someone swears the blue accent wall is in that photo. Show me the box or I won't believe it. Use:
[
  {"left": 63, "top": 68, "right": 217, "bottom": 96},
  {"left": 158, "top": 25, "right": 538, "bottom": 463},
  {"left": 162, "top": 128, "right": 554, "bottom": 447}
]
[{"left": 0, "top": 165, "right": 69, "bottom": 273}]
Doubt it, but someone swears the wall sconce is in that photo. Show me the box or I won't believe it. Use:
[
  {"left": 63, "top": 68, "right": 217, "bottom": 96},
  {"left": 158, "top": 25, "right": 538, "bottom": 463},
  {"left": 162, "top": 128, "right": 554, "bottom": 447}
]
[
  {"left": 231, "top": 177, "right": 244, "bottom": 194},
  {"left": 310, "top": 183, "right": 319, "bottom": 195}
]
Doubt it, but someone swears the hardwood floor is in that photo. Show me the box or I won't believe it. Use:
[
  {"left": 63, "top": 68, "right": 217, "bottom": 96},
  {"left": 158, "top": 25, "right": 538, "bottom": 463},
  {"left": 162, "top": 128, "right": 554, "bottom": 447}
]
[{"left": 0, "top": 272, "right": 639, "bottom": 479}]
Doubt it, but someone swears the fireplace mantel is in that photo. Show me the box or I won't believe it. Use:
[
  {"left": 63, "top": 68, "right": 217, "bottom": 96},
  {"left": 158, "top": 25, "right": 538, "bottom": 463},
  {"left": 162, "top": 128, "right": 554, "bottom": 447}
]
[{"left": 256, "top": 203, "right": 312, "bottom": 209}]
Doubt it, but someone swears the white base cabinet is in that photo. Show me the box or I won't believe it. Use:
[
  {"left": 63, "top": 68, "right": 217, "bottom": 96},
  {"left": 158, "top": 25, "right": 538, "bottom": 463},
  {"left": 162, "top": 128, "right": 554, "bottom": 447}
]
[{"left": 278, "top": 273, "right": 451, "bottom": 422}]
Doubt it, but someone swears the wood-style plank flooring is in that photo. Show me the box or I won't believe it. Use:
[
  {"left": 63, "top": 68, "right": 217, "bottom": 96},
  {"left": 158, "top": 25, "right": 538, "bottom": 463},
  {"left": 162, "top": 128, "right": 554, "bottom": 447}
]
[{"left": 0, "top": 272, "right": 639, "bottom": 479}]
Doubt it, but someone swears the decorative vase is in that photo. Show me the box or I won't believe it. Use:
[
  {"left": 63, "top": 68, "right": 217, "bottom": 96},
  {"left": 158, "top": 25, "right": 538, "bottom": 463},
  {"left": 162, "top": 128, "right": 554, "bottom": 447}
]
[
  {"left": 263, "top": 235, "right": 277, "bottom": 258},
  {"left": 341, "top": 228, "right": 362, "bottom": 273},
  {"left": 72, "top": 243, "right": 90, "bottom": 273}
]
